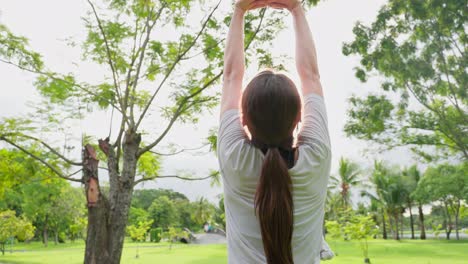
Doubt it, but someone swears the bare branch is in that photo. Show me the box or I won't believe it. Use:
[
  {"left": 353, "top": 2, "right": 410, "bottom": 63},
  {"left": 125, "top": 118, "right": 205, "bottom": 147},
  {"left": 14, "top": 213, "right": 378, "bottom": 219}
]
[
  {"left": 68, "top": 168, "right": 84, "bottom": 177},
  {"left": 134, "top": 0, "right": 222, "bottom": 130},
  {"left": 127, "top": 5, "right": 166, "bottom": 127},
  {"left": 133, "top": 174, "right": 213, "bottom": 187},
  {"left": 0, "top": 136, "right": 83, "bottom": 183},
  {"left": 150, "top": 143, "right": 209, "bottom": 156},
  {"left": 4, "top": 133, "right": 82, "bottom": 166}
]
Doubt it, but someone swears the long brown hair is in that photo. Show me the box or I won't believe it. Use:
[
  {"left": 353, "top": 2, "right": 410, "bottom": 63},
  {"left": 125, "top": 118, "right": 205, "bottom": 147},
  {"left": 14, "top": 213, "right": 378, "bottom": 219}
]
[{"left": 242, "top": 70, "right": 301, "bottom": 264}]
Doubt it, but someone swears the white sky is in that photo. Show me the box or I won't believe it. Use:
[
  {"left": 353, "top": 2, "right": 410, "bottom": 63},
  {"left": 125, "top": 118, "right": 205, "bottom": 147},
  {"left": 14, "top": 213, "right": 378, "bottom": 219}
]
[{"left": 0, "top": 0, "right": 417, "bottom": 203}]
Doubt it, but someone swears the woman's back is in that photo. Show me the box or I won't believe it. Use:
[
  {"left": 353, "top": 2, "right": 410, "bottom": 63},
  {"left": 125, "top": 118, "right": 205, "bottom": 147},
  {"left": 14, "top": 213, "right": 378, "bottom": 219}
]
[
  {"left": 219, "top": 1, "right": 330, "bottom": 263},
  {"left": 218, "top": 94, "right": 331, "bottom": 263}
]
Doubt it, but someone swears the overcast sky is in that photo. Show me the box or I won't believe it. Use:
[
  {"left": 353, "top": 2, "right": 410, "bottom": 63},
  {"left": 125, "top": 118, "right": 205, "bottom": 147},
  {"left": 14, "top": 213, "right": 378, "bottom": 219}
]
[{"left": 0, "top": 0, "right": 417, "bottom": 203}]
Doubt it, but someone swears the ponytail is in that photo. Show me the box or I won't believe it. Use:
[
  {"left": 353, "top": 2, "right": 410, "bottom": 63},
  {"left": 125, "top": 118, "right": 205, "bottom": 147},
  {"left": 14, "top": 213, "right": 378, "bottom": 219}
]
[{"left": 255, "top": 147, "right": 294, "bottom": 264}]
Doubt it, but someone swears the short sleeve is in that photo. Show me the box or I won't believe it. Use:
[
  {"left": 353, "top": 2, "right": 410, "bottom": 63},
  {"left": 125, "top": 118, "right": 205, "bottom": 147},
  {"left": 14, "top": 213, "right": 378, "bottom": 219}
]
[
  {"left": 217, "top": 109, "right": 248, "bottom": 158},
  {"left": 297, "top": 94, "right": 331, "bottom": 158}
]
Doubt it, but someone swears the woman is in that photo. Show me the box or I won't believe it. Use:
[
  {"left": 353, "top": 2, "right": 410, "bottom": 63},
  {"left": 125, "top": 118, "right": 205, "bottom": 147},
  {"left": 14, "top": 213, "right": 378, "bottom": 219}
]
[{"left": 217, "top": 0, "right": 332, "bottom": 263}]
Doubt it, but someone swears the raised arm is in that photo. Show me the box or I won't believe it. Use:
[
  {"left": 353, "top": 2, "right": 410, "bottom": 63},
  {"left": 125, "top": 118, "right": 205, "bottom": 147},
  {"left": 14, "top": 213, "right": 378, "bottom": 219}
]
[
  {"left": 291, "top": 5, "right": 323, "bottom": 96},
  {"left": 268, "top": 1, "right": 322, "bottom": 95},
  {"left": 221, "top": 1, "right": 268, "bottom": 116}
]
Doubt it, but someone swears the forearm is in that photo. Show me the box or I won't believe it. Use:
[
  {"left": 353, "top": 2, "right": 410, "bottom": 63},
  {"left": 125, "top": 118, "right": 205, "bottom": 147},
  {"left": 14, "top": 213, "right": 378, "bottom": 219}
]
[
  {"left": 223, "top": 7, "right": 246, "bottom": 81},
  {"left": 292, "top": 6, "right": 320, "bottom": 82}
]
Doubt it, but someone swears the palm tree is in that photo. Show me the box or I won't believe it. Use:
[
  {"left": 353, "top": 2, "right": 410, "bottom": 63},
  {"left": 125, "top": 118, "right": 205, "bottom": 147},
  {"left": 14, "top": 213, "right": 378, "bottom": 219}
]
[
  {"left": 329, "top": 157, "right": 361, "bottom": 208},
  {"left": 368, "top": 161, "right": 406, "bottom": 240},
  {"left": 325, "top": 190, "right": 344, "bottom": 221},
  {"left": 360, "top": 188, "right": 389, "bottom": 239},
  {"left": 402, "top": 165, "right": 423, "bottom": 239},
  {"left": 192, "top": 197, "right": 214, "bottom": 227}
]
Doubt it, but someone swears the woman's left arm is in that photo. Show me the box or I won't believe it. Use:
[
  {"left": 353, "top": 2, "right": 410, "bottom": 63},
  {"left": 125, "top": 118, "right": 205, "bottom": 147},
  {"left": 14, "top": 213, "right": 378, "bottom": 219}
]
[{"left": 220, "top": 0, "right": 267, "bottom": 116}]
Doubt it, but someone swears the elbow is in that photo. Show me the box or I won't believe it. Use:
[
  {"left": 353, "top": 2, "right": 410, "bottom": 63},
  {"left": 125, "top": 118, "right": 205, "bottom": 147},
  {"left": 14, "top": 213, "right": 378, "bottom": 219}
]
[
  {"left": 298, "top": 69, "right": 320, "bottom": 82},
  {"left": 223, "top": 66, "right": 244, "bottom": 82}
]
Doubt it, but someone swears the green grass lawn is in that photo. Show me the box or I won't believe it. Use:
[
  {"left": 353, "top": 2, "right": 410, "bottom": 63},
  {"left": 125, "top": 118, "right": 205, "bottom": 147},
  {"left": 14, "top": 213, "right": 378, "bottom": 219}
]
[{"left": 0, "top": 239, "right": 467, "bottom": 264}]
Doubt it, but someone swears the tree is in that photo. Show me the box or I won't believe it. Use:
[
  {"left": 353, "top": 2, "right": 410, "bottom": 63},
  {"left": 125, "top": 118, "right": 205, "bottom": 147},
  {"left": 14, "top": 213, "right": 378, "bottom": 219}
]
[
  {"left": 0, "top": 149, "right": 42, "bottom": 198},
  {"left": 131, "top": 189, "right": 189, "bottom": 211},
  {"left": 128, "top": 207, "right": 150, "bottom": 227},
  {"left": 329, "top": 157, "right": 361, "bottom": 208},
  {"left": 343, "top": 214, "right": 378, "bottom": 264},
  {"left": 214, "top": 194, "right": 226, "bottom": 230},
  {"left": 192, "top": 197, "right": 215, "bottom": 227},
  {"left": 127, "top": 220, "right": 153, "bottom": 242},
  {"left": 415, "top": 163, "right": 467, "bottom": 240},
  {"left": 365, "top": 161, "right": 406, "bottom": 240},
  {"left": 343, "top": 0, "right": 467, "bottom": 161},
  {"left": 401, "top": 165, "right": 419, "bottom": 239},
  {"left": 0, "top": 210, "right": 34, "bottom": 255},
  {"left": 0, "top": 0, "right": 321, "bottom": 262},
  {"left": 148, "top": 196, "right": 177, "bottom": 229},
  {"left": 20, "top": 177, "right": 69, "bottom": 247},
  {"left": 325, "top": 210, "right": 378, "bottom": 263},
  {"left": 406, "top": 165, "right": 428, "bottom": 239}
]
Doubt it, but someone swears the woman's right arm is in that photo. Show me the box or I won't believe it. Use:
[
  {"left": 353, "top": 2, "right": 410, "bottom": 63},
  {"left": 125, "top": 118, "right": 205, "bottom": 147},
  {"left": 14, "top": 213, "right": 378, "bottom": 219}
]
[
  {"left": 269, "top": 1, "right": 322, "bottom": 96},
  {"left": 290, "top": 4, "right": 323, "bottom": 96}
]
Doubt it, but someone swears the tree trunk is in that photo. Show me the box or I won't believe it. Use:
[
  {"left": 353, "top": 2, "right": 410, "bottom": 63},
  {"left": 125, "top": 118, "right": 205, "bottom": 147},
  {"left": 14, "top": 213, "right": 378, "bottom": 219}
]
[
  {"left": 106, "top": 131, "right": 140, "bottom": 264},
  {"left": 394, "top": 212, "right": 400, "bottom": 240},
  {"left": 455, "top": 200, "right": 460, "bottom": 240},
  {"left": 418, "top": 204, "right": 426, "bottom": 240},
  {"left": 400, "top": 211, "right": 404, "bottom": 239},
  {"left": 43, "top": 216, "right": 49, "bottom": 247},
  {"left": 388, "top": 212, "right": 394, "bottom": 239},
  {"left": 54, "top": 228, "right": 59, "bottom": 245},
  {"left": 408, "top": 202, "right": 414, "bottom": 239},
  {"left": 381, "top": 209, "right": 387, "bottom": 239},
  {"left": 82, "top": 132, "right": 140, "bottom": 264},
  {"left": 443, "top": 201, "right": 452, "bottom": 240},
  {"left": 83, "top": 144, "right": 112, "bottom": 264}
]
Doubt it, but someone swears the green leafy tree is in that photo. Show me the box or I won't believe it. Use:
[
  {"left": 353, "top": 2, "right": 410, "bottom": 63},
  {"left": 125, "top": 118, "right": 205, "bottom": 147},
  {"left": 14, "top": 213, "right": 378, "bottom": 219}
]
[
  {"left": 343, "top": 214, "right": 378, "bottom": 264},
  {"left": 174, "top": 199, "right": 198, "bottom": 231},
  {"left": 324, "top": 220, "right": 343, "bottom": 255},
  {"left": 432, "top": 223, "right": 443, "bottom": 239},
  {"left": 329, "top": 157, "right": 361, "bottom": 208},
  {"left": 364, "top": 162, "right": 406, "bottom": 240},
  {"left": 400, "top": 165, "right": 419, "bottom": 239},
  {"left": 0, "top": 210, "right": 34, "bottom": 255},
  {"left": 148, "top": 196, "right": 177, "bottom": 229},
  {"left": 1, "top": 0, "right": 327, "bottom": 262},
  {"left": 343, "top": 0, "right": 467, "bottom": 161},
  {"left": 20, "top": 177, "right": 69, "bottom": 247},
  {"left": 128, "top": 207, "right": 150, "bottom": 227},
  {"left": 0, "top": 149, "right": 41, "bottom": 198},
  {"left": 127, "top": 220, "right": 153, "bottom": 242},
  {"left": 415, "top": 163, "right": 467, "bottom": 240},
  {"left": 214, "top": 194, "right": 226, "bottom": 230},
  {"left": 69, "top": 217, "right": 87, "bottom": 242},
  {"left": 405, "top": 165, "right": 427, "bottom": 239},
  {"left": 325, "top": 190, "right": 345, "bottom": 223},
  {"left": 131, "top": 189, "right": 189, "bottom": 211},
  {"left": 192, "top": 197, "right": 215, "bottom": 227}
]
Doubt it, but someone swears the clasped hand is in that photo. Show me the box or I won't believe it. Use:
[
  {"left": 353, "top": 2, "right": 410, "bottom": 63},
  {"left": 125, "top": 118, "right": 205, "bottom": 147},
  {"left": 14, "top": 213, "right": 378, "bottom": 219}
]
[{"left": 235, "top": 0, "right": 301, "bottom": 12}]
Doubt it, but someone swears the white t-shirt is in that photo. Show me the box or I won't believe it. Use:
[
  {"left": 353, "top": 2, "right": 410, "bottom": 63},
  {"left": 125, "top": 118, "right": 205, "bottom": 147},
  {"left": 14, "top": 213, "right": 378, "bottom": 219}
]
[{"left": 217, "top": 93, "right": 331, "bottom": 264}]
